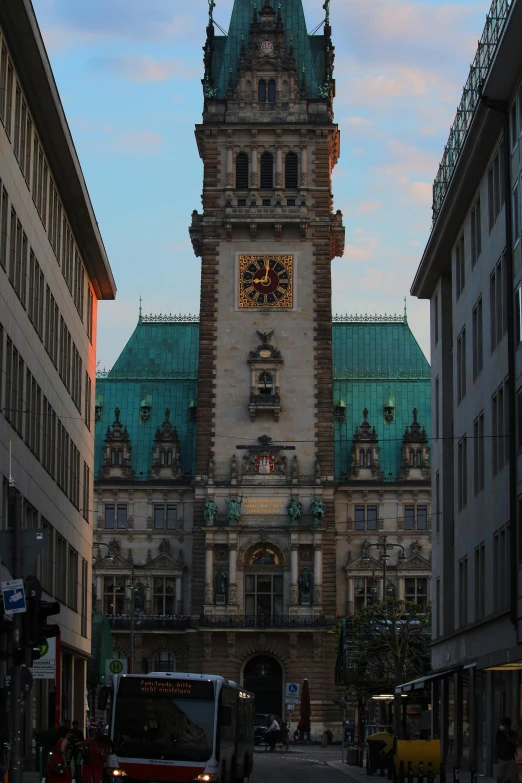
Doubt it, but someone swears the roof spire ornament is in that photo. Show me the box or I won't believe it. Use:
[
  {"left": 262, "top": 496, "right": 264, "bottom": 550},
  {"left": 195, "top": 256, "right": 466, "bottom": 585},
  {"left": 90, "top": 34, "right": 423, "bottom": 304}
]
[
  {"left": 404, "top": 296, "right": 408, "bottom": 323},
  {"left": 208, "top": 0, "right": 216, "bottom": 24},
  {"left": 323, "top": 0, "right": 330, "bottom": 25}
]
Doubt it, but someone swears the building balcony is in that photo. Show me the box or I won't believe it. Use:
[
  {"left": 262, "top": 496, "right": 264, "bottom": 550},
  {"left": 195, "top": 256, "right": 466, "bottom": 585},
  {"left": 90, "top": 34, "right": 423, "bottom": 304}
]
[
  {"left": 249, "top": 393, "right": 282, "bottom": 422},
  {"left": 106, "top": 615, "right": 192, "bottom": 631},
  {"left": 199, "top": 614, "right": 327, "bottom": 629}
]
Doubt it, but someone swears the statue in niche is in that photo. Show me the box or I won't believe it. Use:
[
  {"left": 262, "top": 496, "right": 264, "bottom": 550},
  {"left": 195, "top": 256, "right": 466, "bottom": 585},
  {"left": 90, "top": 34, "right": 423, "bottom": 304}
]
[
  {"left": 159, "top": 539, "right": 170, "bottom": 555},
  {"left": 226, "top": 496, "right": 243, "bottom": 525},
  {"left": 133, "top": 581, "right": 146, "bottom": 612},
  {"left": 139, "top": 399, "right": 151, "bottom": 421},
  {"left": 204, "top": 497, "right": 218, "bottom": 524},
  {"left": 287, "top": 497, "right": 303, "bottom": 522},
  {"left": 215, "top": 569, "right": 227, "bottom": 597},
  {"left": 310, "top": 494, "right": 325, "bottom": 521},
  {"left": 299, "top": 568, "right": 312, "bottom": 604}
]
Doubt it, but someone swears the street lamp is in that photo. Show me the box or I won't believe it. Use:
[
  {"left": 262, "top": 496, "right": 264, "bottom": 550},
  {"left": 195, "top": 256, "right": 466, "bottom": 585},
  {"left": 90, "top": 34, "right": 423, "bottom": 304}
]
[
  {"left": 362, "top": 536, "right": 407, "bottom": 599},
  {"left": 93, "top": 542, "right": 115, "bottom": 563}
]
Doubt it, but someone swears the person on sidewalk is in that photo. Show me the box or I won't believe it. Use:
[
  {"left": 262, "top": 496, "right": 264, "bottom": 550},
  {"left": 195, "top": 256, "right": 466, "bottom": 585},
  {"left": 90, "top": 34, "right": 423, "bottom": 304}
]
[
  {"left": 496, "top": 717, "right": 518, "bottom": 783},
  {"left": 264, "top": 716, "right": 280, "bottom": 752}
]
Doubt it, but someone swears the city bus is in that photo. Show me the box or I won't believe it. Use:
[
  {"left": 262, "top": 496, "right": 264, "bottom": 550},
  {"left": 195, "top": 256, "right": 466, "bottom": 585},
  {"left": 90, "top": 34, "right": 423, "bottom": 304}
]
[{"left": 98, "top": 672, "right": 255, "bottom": 783}]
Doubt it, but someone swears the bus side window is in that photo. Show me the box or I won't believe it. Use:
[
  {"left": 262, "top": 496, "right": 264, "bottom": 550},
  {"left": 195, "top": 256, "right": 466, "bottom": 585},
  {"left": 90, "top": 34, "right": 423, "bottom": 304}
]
[{"left": 220, "top": 705, "right": 232, "bottom": 727}]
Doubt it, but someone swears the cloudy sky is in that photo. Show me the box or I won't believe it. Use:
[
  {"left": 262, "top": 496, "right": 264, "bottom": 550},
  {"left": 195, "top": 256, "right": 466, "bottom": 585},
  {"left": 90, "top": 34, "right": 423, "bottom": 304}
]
[{"left": 31, "top": 0, "right": 488, "bottom": 369}]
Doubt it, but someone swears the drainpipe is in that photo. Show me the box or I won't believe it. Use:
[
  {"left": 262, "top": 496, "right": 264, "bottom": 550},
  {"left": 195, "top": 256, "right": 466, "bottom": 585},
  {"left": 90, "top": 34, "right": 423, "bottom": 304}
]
[{"left": 481, "top": 96, "right": 517, "bottom": 637}]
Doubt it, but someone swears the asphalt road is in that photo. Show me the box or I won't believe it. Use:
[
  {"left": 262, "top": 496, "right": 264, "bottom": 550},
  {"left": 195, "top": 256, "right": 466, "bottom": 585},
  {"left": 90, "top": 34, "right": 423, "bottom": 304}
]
[{"left": 251, "top": 749, "right": 348, "bottom": 783}]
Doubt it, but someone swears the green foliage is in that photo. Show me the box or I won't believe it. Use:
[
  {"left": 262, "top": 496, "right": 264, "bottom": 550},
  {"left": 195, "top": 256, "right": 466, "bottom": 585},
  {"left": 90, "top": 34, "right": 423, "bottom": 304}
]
[{"left": 351, "top": 598, "right": 431, "bottom": 698}]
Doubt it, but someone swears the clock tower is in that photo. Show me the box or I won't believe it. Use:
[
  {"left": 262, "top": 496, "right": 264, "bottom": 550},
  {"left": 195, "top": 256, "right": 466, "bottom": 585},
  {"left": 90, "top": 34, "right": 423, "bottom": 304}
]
[{"left": 189, "top": 0, "right": 345, "bottom": 726}]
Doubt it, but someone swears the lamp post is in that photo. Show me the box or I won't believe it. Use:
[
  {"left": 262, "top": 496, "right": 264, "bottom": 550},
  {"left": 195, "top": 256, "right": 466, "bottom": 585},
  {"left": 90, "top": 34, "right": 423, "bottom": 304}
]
[{"left": 362, "top": 536, "right": 408, "bottom": 599}]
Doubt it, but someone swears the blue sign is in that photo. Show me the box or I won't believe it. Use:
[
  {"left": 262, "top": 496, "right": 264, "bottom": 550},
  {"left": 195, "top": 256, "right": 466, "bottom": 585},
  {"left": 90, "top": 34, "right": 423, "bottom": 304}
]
[
  {"left": 287, "top": 683, "right": 299, "bottom": 695},
  {"left": 2, "top": 579, "right": 26, "bottom": 615}
]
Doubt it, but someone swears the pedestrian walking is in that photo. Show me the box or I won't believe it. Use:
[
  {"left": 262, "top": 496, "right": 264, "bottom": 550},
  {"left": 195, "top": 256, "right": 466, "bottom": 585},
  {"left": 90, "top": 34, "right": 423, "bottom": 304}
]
[
  {"left": 496, "top": 717, "right": 518, "bottom": 783},
  {"left": 46, "top": 727, "right": 73, "bottom": 783}
]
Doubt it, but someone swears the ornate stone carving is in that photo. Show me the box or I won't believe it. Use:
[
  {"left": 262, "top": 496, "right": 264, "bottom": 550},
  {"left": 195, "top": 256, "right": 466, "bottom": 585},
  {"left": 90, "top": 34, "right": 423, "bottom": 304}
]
[
  {"left": 149, "top": 409, "right": 182, "bottom": 480},
  {"left": 241, "top": 436, "right": 287, "bottom": 476},
  {"left": 398, "top": 409, "right": 431, "bottom": 480},
  {"left": 349, "top": 409, "right": 384, "bottom": 480},
  {"left": 99, "top": 409, "right": 135, "bottom": 479}
]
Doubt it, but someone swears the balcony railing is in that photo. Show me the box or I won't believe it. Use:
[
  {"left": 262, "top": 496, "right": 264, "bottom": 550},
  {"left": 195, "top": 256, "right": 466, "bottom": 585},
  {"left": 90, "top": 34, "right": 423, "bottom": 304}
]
[
  {"left": 106, "top": 615, "right": 191, "bottom": 631},
  {"left": 199, "top": 614, "right": 327, "bottom": 629}
]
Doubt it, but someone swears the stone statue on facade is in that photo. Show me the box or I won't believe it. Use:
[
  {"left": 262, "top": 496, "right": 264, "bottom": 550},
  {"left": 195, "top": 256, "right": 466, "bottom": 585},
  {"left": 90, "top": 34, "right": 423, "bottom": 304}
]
[
  {"left": 226, "top": 496, "right": 243, "bottom": 525},
  {"left": 287, "top": 496, "right": 303, "bottom": 522},
  {"left": 298, "top": 568, "right": 312, "bottom": 604},
  {"left": 215, "top": 569, "right": 227, "bottom": 597},
  {"left": 204, "top": 497, "right": 218, "bottom": 524},
  {"left": 310, "top": 494, "right": 325, "bottom": 521}
]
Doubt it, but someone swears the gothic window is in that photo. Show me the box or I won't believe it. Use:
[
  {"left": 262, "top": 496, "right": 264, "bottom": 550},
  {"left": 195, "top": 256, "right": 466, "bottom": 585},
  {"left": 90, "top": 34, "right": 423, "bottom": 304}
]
[
  {"left": 167, "top": 449, "right": 173, "bottom": 466},
  {"left": 366, "top": 449, "right": 372, "bottom": 467},
  {"left": 111, "top": 449, "right": 116, "bottom": 466},
  {"left": 118, "top": 449, "right": 123, "bottom": 466},
  {"left": 409, "top": 450, "right": 414, "bottom": 467},
  {"left": 285, "top": 152, "right": 298, "bottom": 188},
  {"left": 160, "top": 449, "right": 166, "bottom": 466},
  {"left": 416, "top": 449, "right": 422, "bottom": 466},
  {"left": 258, "top": 80, "right": 267, "bottom": 102},
  {"left": 260, "top": 152, "right": 274, "bottom": 188},
  {"left": 103, "top": 576, "right": 125, "bottom": 615},
  {"left": 153, "top": 650, "right": 176, "bottom": 672},
  {"left": 268, "top": 79, "right": 276, "bottom": 103},
  {"left": 236, "top": 152, "right": 249, "bottom": 189},
  {"left": 153, "top": 577, "right": 176, "bottom": 615},
  {"left": 359, "top": 451, "right": 365, "bottom": 468},
  {"left": 258, "top": 372, "right": 274, "bottom": 395}
]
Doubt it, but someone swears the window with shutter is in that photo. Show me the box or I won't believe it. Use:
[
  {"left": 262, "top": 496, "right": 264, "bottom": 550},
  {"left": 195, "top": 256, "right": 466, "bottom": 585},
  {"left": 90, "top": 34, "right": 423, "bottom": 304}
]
[
  {"left": 260, "top": 152, "right": 274, "bottom": 188},
  {"left": 236, "top": 153, "right": 249, "bottom": 189},
  {"left": 285, "top": 152, "right": 298, "bottom": 188}
]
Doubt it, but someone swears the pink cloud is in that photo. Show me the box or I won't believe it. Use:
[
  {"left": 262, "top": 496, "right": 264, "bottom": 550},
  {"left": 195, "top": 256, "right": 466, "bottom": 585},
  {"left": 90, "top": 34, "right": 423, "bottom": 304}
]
[{"left": 357, "top": 201, "right": 383, "bottom": 214}]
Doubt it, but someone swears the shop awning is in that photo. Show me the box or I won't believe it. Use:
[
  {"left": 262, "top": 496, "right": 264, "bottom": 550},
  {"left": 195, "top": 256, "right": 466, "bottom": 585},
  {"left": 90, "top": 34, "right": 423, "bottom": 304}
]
[{"left": 395, "top": 669, "right": 457, "bottom": 694}]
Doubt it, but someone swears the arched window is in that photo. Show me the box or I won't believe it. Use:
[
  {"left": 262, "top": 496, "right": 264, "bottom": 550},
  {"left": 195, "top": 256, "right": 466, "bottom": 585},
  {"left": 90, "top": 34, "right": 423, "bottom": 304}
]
[
  {"left": 409, "top": 450, "right": 415, "bottom": 467},
  {"left": 236, "top": 152, "right": 249, "bottom": 189},
  {"left": 111, "top": 449, "right": 116, "bottom": 466},
  {"left": 160, "top": 449, "right": 165, "bottom": 466},
  {"left": 285, "top": 152, "right": 298, "bottom": 189},
  {"left": 258, "top": 80, "right": 267, "bottom": 102},
  {"left": 118, "top": 449, "right": 123, "bottom": 466},
  {"left": 153, "top": 650, "right": 176, "bottom": 673},
  {"left": 268, "top": 79, "right": 276, "bottom": 103},
  {"left": 167, "top": 450, "right": 173, "bottom": 466},
  {"left": 416, "top": 449, "right": 422, "bottom": 466},
  {"left": 359, "top": 451, "right": 365, "bottom": 468},
  {"left": 258, "top": 372, "right": 274, "bottom": 395},
  {"left": 260, "top": 152, "right": 274, "bottom": 188},
  {"left": 366, "top": 449, "right": 372, "bottom": 467}
]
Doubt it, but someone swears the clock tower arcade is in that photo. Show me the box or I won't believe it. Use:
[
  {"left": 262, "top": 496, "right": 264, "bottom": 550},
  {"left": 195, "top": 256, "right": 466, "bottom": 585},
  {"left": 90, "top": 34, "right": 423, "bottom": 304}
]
[{"left": 189, "top": 0, "right": 345, "bottom": 726}]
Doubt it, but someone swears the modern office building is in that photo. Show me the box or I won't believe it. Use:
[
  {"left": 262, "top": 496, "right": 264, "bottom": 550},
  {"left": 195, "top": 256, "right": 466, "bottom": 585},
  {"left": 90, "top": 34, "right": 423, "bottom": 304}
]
[
  {"left": 409, "top": 0, "right": 522, "bottom": 772},
  {"left": 0, "top": 0, "right": 115, "bottom": 742}
]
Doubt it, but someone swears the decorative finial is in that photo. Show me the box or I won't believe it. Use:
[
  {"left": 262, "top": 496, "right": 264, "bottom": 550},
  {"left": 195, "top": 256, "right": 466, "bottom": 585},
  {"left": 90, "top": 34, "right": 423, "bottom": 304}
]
[
  {"left": 208, "top": 0, "right": 216, "bottom": 23},
  {"left": 323, "top": 0, "right": 330, "bottom": 25},
  {"left": 139, "top": 296, "right": 142, "bottom": 322},
  {"left": 404, "top": 296, "right": 408, "bottom": 322}
]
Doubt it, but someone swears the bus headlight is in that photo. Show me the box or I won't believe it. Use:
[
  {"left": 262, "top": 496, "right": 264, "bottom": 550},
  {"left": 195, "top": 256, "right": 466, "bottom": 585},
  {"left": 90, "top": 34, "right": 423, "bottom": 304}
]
[
  {"left": 195, "top": 775, "right": 219, "bottom": 782},
  {"left": 109, "top": 770, "right": 127, "bottom": 777}
]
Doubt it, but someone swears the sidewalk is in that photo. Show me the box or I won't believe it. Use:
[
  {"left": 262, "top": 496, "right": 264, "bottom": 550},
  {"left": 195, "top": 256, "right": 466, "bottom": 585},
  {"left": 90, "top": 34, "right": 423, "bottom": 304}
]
[{"left": 326, "top": 761, "right": 496, "bottom": 783}]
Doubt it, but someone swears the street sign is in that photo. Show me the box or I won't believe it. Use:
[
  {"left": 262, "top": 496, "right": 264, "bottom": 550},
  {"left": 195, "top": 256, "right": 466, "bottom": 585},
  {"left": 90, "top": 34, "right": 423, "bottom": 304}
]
[
  {"left": 30, "top": 636, "right": 56, "bottom": 679},
  {"left": 2, "top": 579, "right": 26, "bottom": 615},
  {"left": 286, "top": 682, "right": 300, "bottom": 699},
  {"left": 106, "top": 659, "right": 128, "bottom": 677},
  {"left": 286, "top": 701, "right": 298, "bottom": 709}
]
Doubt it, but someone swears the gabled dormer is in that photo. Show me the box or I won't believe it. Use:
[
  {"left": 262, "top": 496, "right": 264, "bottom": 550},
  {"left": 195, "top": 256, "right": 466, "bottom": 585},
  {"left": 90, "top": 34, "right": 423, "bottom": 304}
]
[
  {"left": 100, "top": 408, "right": 134, "bottom": 479},
  {"left": 349, "top": 409, "right": 384, "bottom": 480},
  {"left": 398, "top": 408, "right": 430, "bottom": 481},
  {"left": 149, "top": 408, "right": 182, "bottom": 480}
]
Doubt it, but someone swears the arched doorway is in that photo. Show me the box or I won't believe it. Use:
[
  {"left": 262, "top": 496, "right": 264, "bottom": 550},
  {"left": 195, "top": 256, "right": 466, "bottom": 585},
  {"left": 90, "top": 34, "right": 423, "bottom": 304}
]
[{"left": 243, "top": 655, "right": 283, "bottom": 717}]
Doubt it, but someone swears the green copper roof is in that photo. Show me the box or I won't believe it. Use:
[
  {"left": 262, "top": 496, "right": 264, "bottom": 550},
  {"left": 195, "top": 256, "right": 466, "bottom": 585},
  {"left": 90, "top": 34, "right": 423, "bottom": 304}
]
[
  {"left": 94, "top": 317, "right": 430, "bottom": 483},
  {"left": 95, "top": 320, "right": 198, "bottom": 480},
  {"left": 214, "top": 0, "right": 322, "bottom": 99},
  {"left": 333, "top": 319, "right": 431, "bottom": 481}
]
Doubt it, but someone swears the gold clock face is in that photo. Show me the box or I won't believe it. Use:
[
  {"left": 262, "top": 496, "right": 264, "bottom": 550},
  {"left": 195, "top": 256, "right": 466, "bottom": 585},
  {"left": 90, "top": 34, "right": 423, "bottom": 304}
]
[{"left": 239, "top": 255, "right": 293, "bottom": 308}]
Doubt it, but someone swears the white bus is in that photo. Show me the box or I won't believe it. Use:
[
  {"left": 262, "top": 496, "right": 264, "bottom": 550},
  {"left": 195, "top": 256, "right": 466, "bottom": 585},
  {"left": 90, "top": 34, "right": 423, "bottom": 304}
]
[{"left": 98, "top": 672, "right": 255, "bottom": 783}]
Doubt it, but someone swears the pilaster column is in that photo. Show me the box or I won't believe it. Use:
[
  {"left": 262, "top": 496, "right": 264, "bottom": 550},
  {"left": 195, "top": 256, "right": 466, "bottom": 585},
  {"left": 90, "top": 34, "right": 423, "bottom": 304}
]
[
  {"left": 229, "top": 544, "right": 238, "bottom": 604},
  {"left": 276, "top": 144, "right": 283, "bottom": 188},
  {"left": 226, "top": 138, "right": 233, "bottom": 188},
  {"left": 205, "top": 544, "right": 214, "bottom": 604},
  {"left": 314, "top": 537, "right": 323, "bottom": 604},
  {"left": 290, "top": 543, "right": 299, "bottom": 605},
  {"left": 347, "top": 576, "right": 354, "bottom": 617},
  {"left": 300, "top": 135, "right": 308, "bottom": 187},
  {"left": 176, "top": 576, "right": 183, "bottom": 614},
  {"left": 398, "top": 576, "right": 405, "bottom": 601},
  {"left": 251, "top": 133, "right": 259, "bottom": 187}
]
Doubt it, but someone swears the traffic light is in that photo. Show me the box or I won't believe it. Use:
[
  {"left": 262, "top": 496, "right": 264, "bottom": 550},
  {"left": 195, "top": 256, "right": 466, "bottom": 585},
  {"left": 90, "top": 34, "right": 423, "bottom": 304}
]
[{"left": 23, "top": 577, "right": 60, "bottom": 661}]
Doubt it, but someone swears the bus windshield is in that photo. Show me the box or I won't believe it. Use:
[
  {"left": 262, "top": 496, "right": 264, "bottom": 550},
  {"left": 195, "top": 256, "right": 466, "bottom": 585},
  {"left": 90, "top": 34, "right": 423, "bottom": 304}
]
[{"left": 112, "top": 678, "right": 215, "bottom": 763}]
